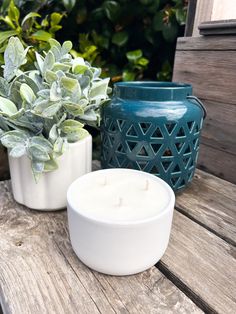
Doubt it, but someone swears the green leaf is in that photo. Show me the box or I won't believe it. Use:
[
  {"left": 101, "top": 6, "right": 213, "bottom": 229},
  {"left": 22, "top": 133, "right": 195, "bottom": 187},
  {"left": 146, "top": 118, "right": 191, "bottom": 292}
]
[
  {"left": 137, "top": 57, "right": 149, "bottom": 67},
  {"left": 20, "top": 83, "right": 36, "bottom": 103},
  {"left": 162, "top": 21, "right": 179, "bottom": 42},
  {"left": 31, "top": 161, "right": 44, "bottom": 183},
  {"left": 1, "top": 130, "right": 28, "bottom": 148},
  {"left": 72, "top": 57, "right": 88, "bottom": 74},
  {"left": 62, "top": 41, "right": 73, "bottom": 55},
  {"left": 89, "top": 78, "right": 109, "bottom": 99},
  {"left": 79, "top": 110, "right": 97, "bottom": 121},
  {"left": 126, "top": 50, "right": 142, "bottom": 62},
  {"left": 122, "top": 70, "right": 135, "bottom": 81},
  {"left": 112, "top": 31, "right": 129, "bottom": 47},
  {"left": 0, "top": 78, "right": 9, "bottom": 97},
  {"left": 63, "top": 103, "right": 84, "bottom": 116},
  {"left": 3, "top": 37, "right": 29, "bottom": 81},
  {"left": 0, "top": 30, "right": 18, "bottom": 45},
  {"left": 9, "top": 144, "right": 26, "bottom": 158},
  {"left": 103, "top": 1, "right": 121, "bottom": 22},
  {"left": 50, "top": 12, "right": 63, "bottom": 26},
  {"left": 45, "top": 70, "right": 57, "bottom": 84},
  {"left": 53, "top": 136, "right": 68, "bottom": 155},
  {"left": 21, "top": 12, "right": 41, "bottom": 27},
  {"left": 0, "top": 96, "right": 18, "bottom": 116},
  {"left": 61, "top": 119, "right": 84, "bottom": 133},
  {"left": 153, "top": 11, "right": 165, "bottom": 31},
  {"left": 62, "top": 0, "right": 76, "bottom": 11},
  {"left": 66, "top": 128, "right": 89, "bottom": 143},
  {"left": 50, "top": 82, "right": 62, "bottom": 101},
  {"left": 52, "top": 63, "right": 71, "bottom": 72},
  {"left": 43, "top": 51, "right": 55, "bottom": 74},
  {"left": 31, "top": 30, "right": 52, "bottom": 42},
  {"left": 44, "top": 158, "right": 58, "bottom": 172},
  {"left": 176, "top": 8, "right": 187, "bottom": 25},
  {"left": 60, "top": 76, "right": 81, "bottom": 96},
  {"left": 28, "top": 144, "right": 50, "bottom": 161},
  {"left": 31, "top": 136, "right": 53, "bottom": 153},
  {"left": 8, "top": 1, "right": 20, "bottom": 25}
]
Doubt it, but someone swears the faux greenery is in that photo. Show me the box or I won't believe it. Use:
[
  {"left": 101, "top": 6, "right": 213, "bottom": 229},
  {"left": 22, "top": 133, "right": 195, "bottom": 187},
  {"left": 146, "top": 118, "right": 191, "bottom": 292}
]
[
  {"left": 0, "top": 37, "right": 110, "bottom": 181},
  {"left": 0, "top": 0, "right": 187, "bottom": 82}
]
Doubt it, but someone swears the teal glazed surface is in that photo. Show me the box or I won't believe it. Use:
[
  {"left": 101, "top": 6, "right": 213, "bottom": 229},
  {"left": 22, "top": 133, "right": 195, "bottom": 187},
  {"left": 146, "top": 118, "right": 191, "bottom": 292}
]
[{"left": 101, "top": 81, "right": 206, "bottom": 191}]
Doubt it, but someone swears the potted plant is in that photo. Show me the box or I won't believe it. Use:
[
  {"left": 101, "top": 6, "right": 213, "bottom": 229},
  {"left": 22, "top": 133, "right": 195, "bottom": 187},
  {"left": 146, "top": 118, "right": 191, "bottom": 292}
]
[{"left": 0, "top": 37, "right": 110, "bottom": 210}]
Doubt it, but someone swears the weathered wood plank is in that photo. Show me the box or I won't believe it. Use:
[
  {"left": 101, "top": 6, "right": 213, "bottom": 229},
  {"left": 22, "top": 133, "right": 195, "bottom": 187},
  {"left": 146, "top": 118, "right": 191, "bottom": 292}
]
[
  {"left": 192, "top": 0, "right": 214, "bottom": 36},
  {"left": 176, "top": 35, "right": 236, "bottom": 51},
  {"left": 176, "top": 169, "right": 236, "bottom": 246},
  {"left": 200, "top": 100, "right": 236, "bottom": 155},
  {"left": 158, "top": 210, "right": 236, "bottom": 314},
  {"left": 0, "top": 180, "right": 202, "bottom": 314},
  {"left": 173, "top": 50, "right": 236, "bottom": 105},
  {"left": 198, "top": 143, "right": 236, "bottom": 184}
]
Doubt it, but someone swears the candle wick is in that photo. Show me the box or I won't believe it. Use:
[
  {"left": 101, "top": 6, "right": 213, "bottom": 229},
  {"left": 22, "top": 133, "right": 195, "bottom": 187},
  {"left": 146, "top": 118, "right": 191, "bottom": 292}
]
[
  {"left": 144, "top": 179, "right": 149, "bottom": 191},
  {"left": 117, "top": 197, "right": 122, "bottom": 207}
]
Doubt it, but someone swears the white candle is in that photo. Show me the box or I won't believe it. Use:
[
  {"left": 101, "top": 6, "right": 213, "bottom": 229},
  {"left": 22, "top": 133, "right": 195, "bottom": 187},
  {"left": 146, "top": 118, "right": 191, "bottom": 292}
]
[{"left": 68, "top": 169, "right": 173, "bottom": 222}]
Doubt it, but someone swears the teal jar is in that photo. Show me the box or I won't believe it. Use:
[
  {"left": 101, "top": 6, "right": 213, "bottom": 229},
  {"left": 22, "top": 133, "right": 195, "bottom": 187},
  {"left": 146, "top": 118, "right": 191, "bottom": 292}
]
[{"left": 101, "top": 82, "right": 206, "bottom": 191}]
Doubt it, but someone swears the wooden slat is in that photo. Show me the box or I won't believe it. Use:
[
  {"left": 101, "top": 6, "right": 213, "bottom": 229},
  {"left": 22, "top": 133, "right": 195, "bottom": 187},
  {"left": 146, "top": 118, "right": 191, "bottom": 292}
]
[
  {"left": 0, "top": 180, "right": 202, "bottom": 314},
  {"left": 176, "top": 36, "right": 236, "bottom": 51},
  {"left": 176, "top": 169, "right": 236, "bottom": 245},
  {"left": 200, "top": 100, "right": 236, "bottom": 155},
  {"left": 192, "top": 0, "right": 214, "bottom": 36},
  {"left": 198, "top": 143, "right": 236, "bottom": 184},
  {"left": 158, "top": 210, "right": 236, "bottom": 314},
  {"left": 173, "top": 50, "right": 236, "bottom": 105}
]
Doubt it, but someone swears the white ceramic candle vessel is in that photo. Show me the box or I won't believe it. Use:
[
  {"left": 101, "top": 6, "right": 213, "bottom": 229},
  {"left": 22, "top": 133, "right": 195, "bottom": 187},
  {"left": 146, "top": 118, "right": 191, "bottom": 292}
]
[
  {"left": 9, "top": 135, "right": 92, "bottom": 211},
  {"left": 67, "top": 168, "right": 175, "bottom": 276}
]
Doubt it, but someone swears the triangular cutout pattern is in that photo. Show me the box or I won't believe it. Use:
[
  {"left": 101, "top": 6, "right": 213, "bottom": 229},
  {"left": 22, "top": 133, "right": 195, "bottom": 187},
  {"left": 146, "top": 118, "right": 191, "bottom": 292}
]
[
  {"left": 187, "top": 121, "right": 194, "bottom": 132},
  {"left": 179, "top": 179, "right": 186, "bottom": 188},
  {"left": 176, "top": 127, "right": 185, "bottom": 137},
  {"left": 175, "top": 142, "right": 184, "bottom": 153},
  {"left": 150, "top": 143, "right": 162, "bottom": 154},
  {"left": 109, "top": 121, "right": 118, "bottom": 132},
  {"left": 116, "top": 143, "right": 126, "bottom": 153},
  {"left": 194, "top": 124, "right": 200, "bottom": 135},
  {"left": 183, "top": 156, "right": 191, "bottom": 168},
  {"left": 184, "top": 145, "right": 191, "bottom": 155},
  {"left": 165, "top": 123, "right": 177, "bottom": 135},
  {"left": 116, "top": 155, "right": 126, "bottom": 167},
  {"left": 162, "top": 160, "right": 172, "bottom": 172},
  {"left": 117, "top": 119, "right": 125, "bottom": 131},
  {"left": 193, "top": 138, "right": 199, "bottom": 149},
  {"left": 139, "top": 122, "right": 152, "bottom": 135},
  {"left": 137, "top": 146, "right": 149, "bottom": 157},
  {"left": 127, "top": 141, "right": 137, "bottom": 152},
  {"left": 151, "top": 127, "right": 163, "bottom": 139},
  {"left": 150, "top": 165, "right": 159, "bottom": 175},
  {"left": 126, "top": 125, "right": 138, "bottom": 137},
  {"left": 171, "top": 177, "right": 179, "bottom": 187},
  {"left": 173, "top": 164, "right": 181, "bottom": 173},
  {"left": 137, "top": 161, "right": 148, "bottom": 170},
  {"left": 163, "top": 147, "right": 173, "bottom": 156}
]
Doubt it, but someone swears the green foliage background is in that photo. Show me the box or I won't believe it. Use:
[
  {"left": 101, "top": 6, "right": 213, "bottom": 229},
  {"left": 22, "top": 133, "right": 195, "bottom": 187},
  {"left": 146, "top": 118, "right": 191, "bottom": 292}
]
[{"left": 0, "top": 0, "right": 187, "bottom": 82}]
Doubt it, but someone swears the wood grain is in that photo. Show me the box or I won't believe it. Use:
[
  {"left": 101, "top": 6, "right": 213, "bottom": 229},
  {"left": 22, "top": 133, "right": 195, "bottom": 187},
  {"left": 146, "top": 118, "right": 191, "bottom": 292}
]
[
  {"left": 173, "top": 50, "right": 236, "bottom": 105},
  {"left": 200, "top": 100, "right": 236, "bottom": 155},
  {"left": 176, "top": 169, "right": 236, "bottom": 246},
  {"left": 192, "top": 0, "right": 214, "bottom": 36},
  {"left": 158, "top": 210, "right": 236, "bottom": 314},
  {"left": 176, "top": 35, "right": 236, "bottom": 51},
  {"left": 198, "top": 143, "right": 236, "bottom": 184},
  {"left": 0, "top": 180, "right": 202, "bottom": 314}
]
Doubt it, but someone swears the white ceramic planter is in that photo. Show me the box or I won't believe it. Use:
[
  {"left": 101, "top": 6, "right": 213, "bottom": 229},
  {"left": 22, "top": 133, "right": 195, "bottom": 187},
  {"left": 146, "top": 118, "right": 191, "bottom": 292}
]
[
  {"left": 8, "top": 135, "right": 92, "bottom": 211},
  {"left": 67, "top": 169, "right": 175, "bottom": 276}
]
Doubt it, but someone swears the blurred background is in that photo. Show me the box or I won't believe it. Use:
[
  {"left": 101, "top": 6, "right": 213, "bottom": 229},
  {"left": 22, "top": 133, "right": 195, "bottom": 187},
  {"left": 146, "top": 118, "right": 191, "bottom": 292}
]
[{"left": 0, "top": 0, "right": 188, "bottom": 178}]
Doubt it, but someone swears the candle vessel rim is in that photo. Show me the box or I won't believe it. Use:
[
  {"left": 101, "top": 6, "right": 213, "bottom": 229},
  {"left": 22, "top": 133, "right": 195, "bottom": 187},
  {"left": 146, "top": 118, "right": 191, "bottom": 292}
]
[{"left": 67, "top": 168, "right": 175, "bottom": 226}]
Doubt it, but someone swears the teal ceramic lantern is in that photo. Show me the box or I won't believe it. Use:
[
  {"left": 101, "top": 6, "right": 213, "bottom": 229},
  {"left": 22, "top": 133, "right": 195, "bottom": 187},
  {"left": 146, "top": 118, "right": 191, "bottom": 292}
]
[{"left": 101, "top": 82, "right": 206, "bottom": 191}]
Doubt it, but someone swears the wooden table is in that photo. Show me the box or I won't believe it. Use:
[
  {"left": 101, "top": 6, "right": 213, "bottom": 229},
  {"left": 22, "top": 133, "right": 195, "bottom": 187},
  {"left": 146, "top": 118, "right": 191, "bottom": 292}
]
[{"left": 0, "top": 162, "right": 236, "bottom": 314}]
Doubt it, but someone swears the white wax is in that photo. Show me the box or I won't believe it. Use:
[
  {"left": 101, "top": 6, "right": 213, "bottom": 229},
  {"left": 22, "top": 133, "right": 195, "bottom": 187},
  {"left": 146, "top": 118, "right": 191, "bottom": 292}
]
[{"left": 69, "top": 170, "right": 172, "bottom": 222}]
